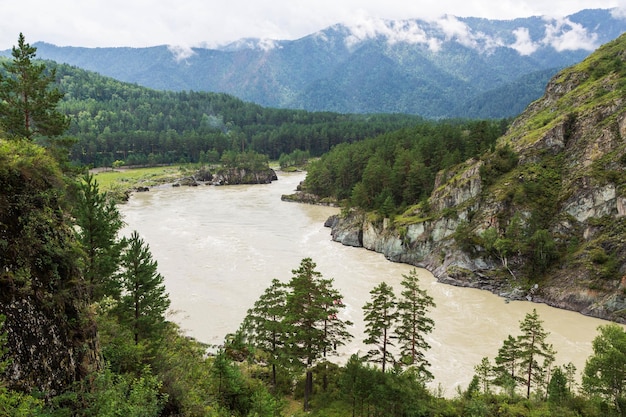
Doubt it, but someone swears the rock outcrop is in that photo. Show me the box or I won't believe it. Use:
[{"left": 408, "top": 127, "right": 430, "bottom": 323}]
[
  {"left": 0, "top": 141, "right": 101, "bottom": 396},
  {"left": 327, "top": 34, "right": 626, "bottom": 322},
  {"left": 211, "top": 167, "right": 277, "bottom": 185}
]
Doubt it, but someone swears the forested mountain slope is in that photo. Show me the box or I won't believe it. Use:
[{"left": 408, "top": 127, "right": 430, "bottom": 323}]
[
  {"left": 326, "top": 32, "right": 626, "bottom": 322},
  {"left": 48, "top": 63, "right": 423, "bottom": 167},
  {"left": 6, "top": 8, "right": 625, "bottom": 118}
]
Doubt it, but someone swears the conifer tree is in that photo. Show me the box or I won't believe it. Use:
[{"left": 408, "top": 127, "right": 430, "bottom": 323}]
[
  {"left": 493, "top": 335, "right": 521, "bottom": 396},
  {"left": 242, "top": 278, "right": 288, "bottom": 389},
  {"left": 283, "top": 258, "right": 351, "bottom": 411},
  {"left": 363, "top": 282, "right": 398, "bottom": 373},
  {"left": 518, "top": 309, "right": 553, "bottom": 398},
  {"left": 0, "top": 33, "right": 69, "bottom": 139},
  {"left": 395, "top": 269, "right": 435, "bottom": 380},
  {"left": 116, "top": 231, "right": 170, "bottom": 345},
  {"left": 72, "top": 173, "right": 125, "bottom": 301}
]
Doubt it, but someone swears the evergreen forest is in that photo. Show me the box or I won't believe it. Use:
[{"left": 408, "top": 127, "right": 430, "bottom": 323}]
[{"left": 3, "top": 34, "right": 626, "bottom": 417}]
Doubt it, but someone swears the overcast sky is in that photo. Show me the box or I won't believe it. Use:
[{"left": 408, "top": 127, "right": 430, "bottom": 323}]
[{"left": 1, "top": 0, "right": 624, "bottom": 50}]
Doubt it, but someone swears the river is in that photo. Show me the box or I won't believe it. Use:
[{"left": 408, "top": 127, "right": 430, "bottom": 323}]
[{"left": 118, "top": 170, "right": 610, "bottom": 395}]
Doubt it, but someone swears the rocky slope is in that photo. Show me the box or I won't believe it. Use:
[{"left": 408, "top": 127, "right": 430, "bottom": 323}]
[
  {"left": 328, "top": 33, "right": 626, "bottom": 322},
  {"left": 0, "top": 141, "right": 101, "bottom": 396}
]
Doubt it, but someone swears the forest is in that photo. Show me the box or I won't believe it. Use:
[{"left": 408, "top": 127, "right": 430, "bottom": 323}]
[
  {"left": 302, "top": 119, "right": 507, "bottom": 214},
  {"left": 3, "top": 34, "right": 626, "bottom": 417},
  {"left": 47, "top": 63, "right": 424, "bottom": 167}
]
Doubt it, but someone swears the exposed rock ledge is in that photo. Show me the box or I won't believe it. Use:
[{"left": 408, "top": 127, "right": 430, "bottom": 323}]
[{"left": 325, "top": 211, "right": 626, "bottom": 324}]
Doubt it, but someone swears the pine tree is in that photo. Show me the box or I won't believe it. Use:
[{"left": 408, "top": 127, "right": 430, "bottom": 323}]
[
  {"left": 0, "top": 33, "right": 69, "bottom": 139},
  {"left": 283, "top": 258, "right": 351, "bottom": 411},
  {"left": 242, "top": 278, "right": 288, "bottom": 390},
  {"left": 395, "top": 269, "right": 435, "bottom": 380},
  {"left": 72, "top": 173, "right": 125, "bottom": 301},
  {"left": 116, "top": 231, "right": 170, "bottom": 345},
  {"left": 474, "top": 357, "right": 494, "bottom": 395},
  {"left": 518, "top": 309, "right": 553, "bottom": 398},
  {"left": 363, "top": 282, "right": 398, "bottom": 373},
  {"left": 493, "top": 335, "right": 521, "bottom": 396}
]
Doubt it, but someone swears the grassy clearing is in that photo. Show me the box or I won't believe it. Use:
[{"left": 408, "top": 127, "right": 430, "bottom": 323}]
[{"left": 91, "top": 165, "right": 195, "bottom": 199}]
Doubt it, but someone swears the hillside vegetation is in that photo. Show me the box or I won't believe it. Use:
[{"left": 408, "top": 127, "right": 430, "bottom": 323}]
[
  {"left": 48, "top": 63, "right": 423, "bottom": 167},
  {"left": 325, "top": 32, "right": 626, "bottom": 323}
]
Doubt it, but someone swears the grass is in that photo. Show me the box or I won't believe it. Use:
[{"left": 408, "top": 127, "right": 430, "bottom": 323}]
[{"left": 91, "top": 165, "right": 195, "bottom": 199}]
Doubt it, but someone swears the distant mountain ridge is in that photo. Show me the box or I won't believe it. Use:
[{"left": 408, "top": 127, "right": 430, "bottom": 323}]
[{"left": 8, "top": 8, "right": 626, "bottom": 118}]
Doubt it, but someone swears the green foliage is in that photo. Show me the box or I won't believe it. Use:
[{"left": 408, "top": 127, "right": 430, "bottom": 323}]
[
  {"left": 305, "top": 119, "right": 505, "bottom": 214},
  {"left": 220, "top": 150, "right": 269, "bottom": 170},
  {"left": 278, "top": 149, "right": 310, "bottom": 169},
  {"left": 489, "top": 310, "right": 556, "bottom": 399},
  {"left": 583, "top": 324, "right": 626, "bottom": 413},
  {"left": 0, "top": 34, "right": 69, "bottom": 140},
  {"left": 71, "top": 173, "right": 125, "bottom": 301},
  {"left": 395, "top": 269, "right": 436, "bottom": 380},
  {"left": 338, "top": 354, "right": 431, "bottom": 417},
  {"left": 479, "top": 144, "right": 519, "bottom": 187},
  {"left": 77, "top": 367, "right": 166, "bottom": 417},
  {"left": 283, "top": 258, "right": 352, "bottom": 411},
  {"left": 517, "top": 309, "right": 555, "bottom": 399},
  {"left": 241, "top": 278, "right": 288, "bottom": 389},
  {"left": 50, "top": 62, "right": 423, "bottom": 167},
  {"left": 115, "top": 231, "right": 170, "bottom": 346},
  {"left": 363, "top": 282, "right": 398, "bottom": 373}
]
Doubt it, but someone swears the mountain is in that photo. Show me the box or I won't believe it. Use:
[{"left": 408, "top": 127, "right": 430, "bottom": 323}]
[
  {"left": 327, "top": 32, "right": 626, "bottom": 322},
  {"left": 7, "top": 8, "right": 625, "bottom": 118}
]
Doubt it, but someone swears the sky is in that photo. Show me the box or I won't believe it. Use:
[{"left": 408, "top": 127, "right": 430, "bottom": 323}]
[{"left": 1, "top": 0, "right": 624, "bottom": 50}]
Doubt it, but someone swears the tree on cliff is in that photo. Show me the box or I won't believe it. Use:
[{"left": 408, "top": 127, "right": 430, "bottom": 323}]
[
  {"left": 72, "top": 173, "right": 125, "bottom": 302},
  {"left": 395, "top": 269, "right": 435, "bottom": 380},
  {"left": 363, "top": 282, "right": 398, "bottom": 373},
  {"left": 116, "top": 231, "right": 170, "bottom": 345},
  {"left": 283, "top": 258, "right": 352, "bottom": 411},
  {"left": 0, "top": 33, "right": 69, "bottom": 139}
]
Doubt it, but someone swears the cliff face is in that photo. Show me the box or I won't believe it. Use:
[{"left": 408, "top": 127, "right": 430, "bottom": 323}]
[
  {"left": 329, "top": 34, "right": 626, "bottom": 322},
  {"left": 0, "top": 141, "right": 100, "bottom": 396},
  {"left": 211, "top": 167, "right": 278, "bottom": 185}
]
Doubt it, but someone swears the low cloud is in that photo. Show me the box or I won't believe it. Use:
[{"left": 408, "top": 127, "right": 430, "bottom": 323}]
[
  {"left": 345, "top": 16, "right": 434, "bottom": 48},
  {"left": 510, "top": 27, "right": 539, "bottom": 55},
  {"left": 611, "top": 7, "right": 626, "bottom": 20},
  {"left": 167, "top": 44, "right": 196, "bottom": 62},
  {"left": 542, "top": 17, "right": 599, "bottom": 52},
  {"left": 434, "top": 15, "right": 503, "bottom": 52}
]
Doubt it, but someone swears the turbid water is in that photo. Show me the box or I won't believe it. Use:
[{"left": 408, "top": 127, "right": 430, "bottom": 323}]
[{"left": 119, "top": 170, "right": 611, "bottom": 395}]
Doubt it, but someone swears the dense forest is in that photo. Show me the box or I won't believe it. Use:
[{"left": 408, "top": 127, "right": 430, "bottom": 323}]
[
  {"left": 303, "top": 119, "right": 507, "bottom": 213},
  {"left": 41, "top": 62, "right": 423, "bottom": 167}
]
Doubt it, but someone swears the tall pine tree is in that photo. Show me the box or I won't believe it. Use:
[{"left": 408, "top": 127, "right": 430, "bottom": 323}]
[
  {"left": 518, "top": 309, "right": 553, "bottom": 398},
  {"left": 72, "top": 173, "right": 125, "bottom": 301},
  {"left": 395, "top": 269, "right": 435, "bottom": 381},
  {"left": 0, "top": 33, "right": 69, "bottom": 140},
  {"left": 283, "top": 258, "right": 351, "bottom": 411},
  {"left": 363, "top": 282, "right": 398, "bottom": 373},
  {"left": 242, "top": 278, "right": 288, "bottom": 390},
  {"left": 116, "top": 231, "right": 170, "bottom": 345}
]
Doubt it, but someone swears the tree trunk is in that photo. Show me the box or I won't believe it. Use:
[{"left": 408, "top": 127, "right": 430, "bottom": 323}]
[{"left": 304, "top": 369, "right": 313, "bottom": 411}]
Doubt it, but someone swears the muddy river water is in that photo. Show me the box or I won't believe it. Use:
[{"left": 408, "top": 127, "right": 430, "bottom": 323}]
[{"left": 119, "top": 170, "right": 611, "bottom": 395}]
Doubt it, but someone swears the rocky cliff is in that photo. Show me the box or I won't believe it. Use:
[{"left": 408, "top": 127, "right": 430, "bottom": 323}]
[
  {"left": 0, "top": 141, "right": 101, "bottom": 396},
  {"left": 328, "top": 33, "right": 626, "bottom": 322},
  {"left": 211, "top": 167, "right": 277, "bottom": 185}
]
